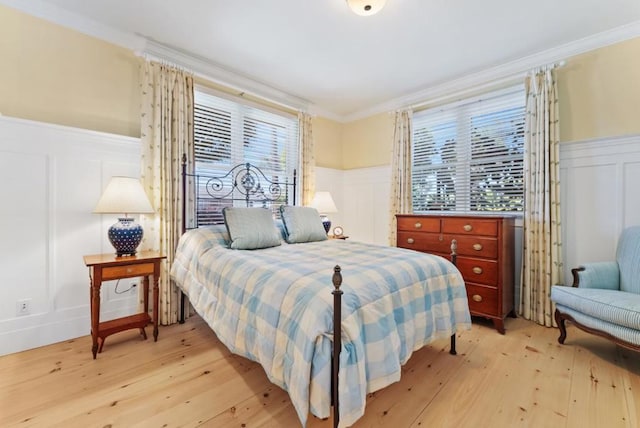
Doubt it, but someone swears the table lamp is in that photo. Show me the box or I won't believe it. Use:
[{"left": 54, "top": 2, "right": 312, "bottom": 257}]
[
  {"left": 310, "top": 191, "right": 338, "bottom": 233},
  {"left": 94, "top": 176, "right": 155, "bottom": 256}
]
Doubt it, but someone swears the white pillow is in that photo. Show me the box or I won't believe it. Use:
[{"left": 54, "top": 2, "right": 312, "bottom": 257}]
[
  {"left": 279, "top": 205, "right": 328, "bottom": 244},
  {"left": 222, "top": 207, "right": 282, "bottom": 250}
]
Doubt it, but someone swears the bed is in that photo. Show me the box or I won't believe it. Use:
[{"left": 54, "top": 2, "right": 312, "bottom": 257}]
[{"left": 170, "top": 159, "right": 472, "bottom": 427}]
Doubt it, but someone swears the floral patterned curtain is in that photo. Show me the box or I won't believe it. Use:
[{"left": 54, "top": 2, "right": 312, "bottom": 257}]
[
  {"left": 139, "top": 60, "right": 194, "bottom": 325},
  {"left": 388, "top": 110, "right": 413, "bottom": 246},
  {"left": 520, "top": 67, "right": 563, "bottom": 327},
  {"left": 299, "top": 112, "right": 315, "bottom": 206}
]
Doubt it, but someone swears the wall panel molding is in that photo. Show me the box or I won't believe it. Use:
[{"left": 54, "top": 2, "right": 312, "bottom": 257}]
[
  {"left": 0, "top": 116, "right": 141, "bottom": 356},
  {"left": 559, "top": 133, "right": 640, "bottom": 285}
]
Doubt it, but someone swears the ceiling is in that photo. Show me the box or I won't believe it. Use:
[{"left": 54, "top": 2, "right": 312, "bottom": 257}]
[{"left": 8, "top": 0, "right": 640, "bottom": 119}]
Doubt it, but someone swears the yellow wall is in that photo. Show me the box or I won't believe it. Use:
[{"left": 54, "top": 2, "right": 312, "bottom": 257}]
[
  {"left": 341, "top": 37, "right": 640, "bottom": 169},
  {"left": 313, "top": 116, "right": 343, "bottom": 169},
  {"left": 557, "top": 37, "right": 640, "bottom": 142},
  {"left": 2, "top": 4, "right": 639, "bottom": 166},
  {"left": 341, "top": 112, "right": 394, "bottom": 169},
  {"left": 0, "top": 5, "right": 339, "bottom": 162},
  {"left": 0, "top": 5, "right": 142, "bottom": 137}
]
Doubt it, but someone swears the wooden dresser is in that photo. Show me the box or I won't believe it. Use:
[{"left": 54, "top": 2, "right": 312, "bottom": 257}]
[{"left": 396, "top": 214, "right": 515, "bottom": 334}]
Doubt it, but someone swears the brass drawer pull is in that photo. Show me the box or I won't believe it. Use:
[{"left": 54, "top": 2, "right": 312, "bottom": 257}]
[
  {"left": 414, "top": 222, "right": 422, "bottom": 229},
  {"left": 407, "top": 238, "right": 415, "bottom": 244},
  {"left": 472, "top": 294, "right": 483, "bottom": 302},
  {"left": 472, "top": 267, "right": 483, "bottom": 274},
  {"left": 473, "top": 243, "right": 483, "bottom": 251},
  {"left": 126, "top": 268, "right": 133, "bottom": 273},
  {"left": 463, "top": 224, "right": 473, "bottom": 232}
]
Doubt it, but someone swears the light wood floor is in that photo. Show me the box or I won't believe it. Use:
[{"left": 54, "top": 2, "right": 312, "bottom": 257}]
[{"left": 1, "top": 315, "right": 638, "bottom": 428}]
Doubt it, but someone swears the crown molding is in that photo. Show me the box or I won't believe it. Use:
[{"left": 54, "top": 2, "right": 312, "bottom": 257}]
[
  {"left": 342, "top": 20, "right": 640, "bottom": 122},
  {"left": 3, "top": 0, "right": 639, "bottom": 123},
  {"left": 0, "top": 0, "right": 309, "bottom": 112},
  {"left": 0, "top": 0, "right": 146, "bottom": 51},
  {"left": 139, "top": 40, "right": 310, "bottom": 112}
]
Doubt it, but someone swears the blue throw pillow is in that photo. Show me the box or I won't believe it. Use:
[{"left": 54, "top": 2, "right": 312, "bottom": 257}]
[
  {"left": 279, "top": 205, "right": 328, "bottom": 244},
  {"left": 222, "top": 207, "right": 282, "bottom": 250}
]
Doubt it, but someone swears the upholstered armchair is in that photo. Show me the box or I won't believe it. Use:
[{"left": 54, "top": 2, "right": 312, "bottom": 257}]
[{"left": 550, "top": 226, "right": 640, "bottom": 352}]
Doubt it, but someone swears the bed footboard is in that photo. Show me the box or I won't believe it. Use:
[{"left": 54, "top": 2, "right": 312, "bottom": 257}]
[
  {"left": 450, "top": 238, "right": 458, "bottom": 356},
  {"left": 331, "top": 265, "right": 343, "bottom": 428},
  {"left": 179, "top": 292, "right": 185, "bottom": 324},
  {"left": 330, "top": 239, "right": 459, "bottom": 426}
]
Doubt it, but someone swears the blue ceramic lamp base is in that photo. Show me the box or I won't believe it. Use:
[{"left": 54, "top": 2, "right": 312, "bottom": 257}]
[
  {"left": 320, "top": 215, "right": 331, "bottom": 234},
  {"left": 108, "top": 217, "right": 144, "bottom": 256}
]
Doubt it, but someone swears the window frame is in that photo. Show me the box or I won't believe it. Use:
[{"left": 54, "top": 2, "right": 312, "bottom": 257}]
[
  {"left": 193, "top": 86, "right": 300, "bottom": 225},
  {"left": 411, "top": 86, "right": 526, "bottom": 214}
]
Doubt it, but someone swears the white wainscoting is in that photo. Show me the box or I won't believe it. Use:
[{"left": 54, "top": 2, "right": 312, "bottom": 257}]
[
  {"left": 319, "top": 134, "right": 640, "bottom": 308},
  {"left": 0, "top": 116, "right": 141, "bottom": 356},
  {"left": 2, "top": 121, "right": 635, "bottom": 355},
  {"left": 559, "top": 134, "right": 640, "bottom": 285},
  {"left": 316, "top": 165, "right": 391, "bottom": 246}
]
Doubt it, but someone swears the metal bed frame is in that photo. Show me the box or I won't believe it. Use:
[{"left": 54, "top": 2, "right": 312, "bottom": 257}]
[{"left": 177, "top": 155, "right": 458, "bottom": 427}]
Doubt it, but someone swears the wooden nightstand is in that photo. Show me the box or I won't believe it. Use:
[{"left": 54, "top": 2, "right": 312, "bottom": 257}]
[
  {"left": 83, "top": 251, "right": 166, "bottom": 359},
  {"left": 329, "top": 235, "right": 349, "bottom": 240}
]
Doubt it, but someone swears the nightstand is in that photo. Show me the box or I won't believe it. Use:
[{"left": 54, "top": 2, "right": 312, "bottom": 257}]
[
  {"left": 83, "top": 251, "right": 166, "bottom": 359},
  {"left": 329, "top": 235, "right": 349, "bottom": 240}
]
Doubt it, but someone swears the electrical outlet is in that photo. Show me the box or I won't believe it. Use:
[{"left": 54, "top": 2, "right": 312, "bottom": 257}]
[
  {"left": 129, "top": 282, "right": 138, "bottom": 294},
  {"left": 16, "top": 299, "right": 31, "bottom": 316}
]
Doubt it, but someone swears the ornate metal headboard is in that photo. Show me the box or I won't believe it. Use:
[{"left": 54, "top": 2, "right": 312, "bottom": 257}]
[{"left": 181, "top": 154, "right": 297, "bottom": 231}]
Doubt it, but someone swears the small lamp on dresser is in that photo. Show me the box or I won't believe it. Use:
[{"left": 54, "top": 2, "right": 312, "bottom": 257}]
[
  {"left": 94, "top": 176, "right": 155, "bottom": 256},
  {"left": 310, "top": 191, "right": 338, "bottom": 233}
]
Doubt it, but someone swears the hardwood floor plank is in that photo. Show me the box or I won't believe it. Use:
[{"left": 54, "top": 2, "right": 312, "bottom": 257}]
[
  {"left": 565, "top": 329, "right": 639, "bottom": 428},
  {"left": 1, "top": 315, "right": 638, "bottom": 428},
  {"left": 408, "top": 319, "right": 524, "bottom": 427},
  {"left": 619, "top": 347, "right": 640, "bottom": 426},
  {"left": 352, "top": 331, "right": 482, "bottom": 427},
  {"left": 467, "top": 319, "right": 574, "bottom": 427},
  {"left": 2, "top": 324, "right": 225, "bottom": 426}
]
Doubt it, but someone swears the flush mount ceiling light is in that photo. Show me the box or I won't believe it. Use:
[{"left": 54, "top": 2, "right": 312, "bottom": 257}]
[{"left": 346, "top": 0, "right": 387, "bottom": 16}]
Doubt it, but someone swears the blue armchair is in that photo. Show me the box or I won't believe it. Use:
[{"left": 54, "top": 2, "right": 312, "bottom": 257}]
[{"left": 550, "top": 226, "right": 640, "bottom": 352}]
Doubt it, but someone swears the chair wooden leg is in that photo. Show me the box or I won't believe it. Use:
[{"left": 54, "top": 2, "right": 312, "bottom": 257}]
[{"left": 555, "top": 309, "right": 567, "bottom": 344}]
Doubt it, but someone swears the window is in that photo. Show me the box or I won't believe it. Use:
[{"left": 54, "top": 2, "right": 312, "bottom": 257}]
[
  {"left": 194, "top": 89, "right": 299, "bottom": 224},
  {"left": 412, "top": 87, "right": 525, "bottom": 213}
]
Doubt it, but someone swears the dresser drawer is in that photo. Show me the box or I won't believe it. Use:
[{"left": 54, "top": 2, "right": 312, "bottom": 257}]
[
  {"left": 397, "top": 216, "right": 440, "bottom": 233},
  {"left": 466, "top": 283, "right": 499, "bottom": 316},
  {"left": 101, "top": 263, "right": 155, "bottom": 281},
  {"left": 446, "top": 235, "right": 498, "bottom": 259},
  {"left": 442, "top": 218, "right": 498, "bottom": 236},
  {"left": 396, "top": 214, "right": 514, "bottom": 334},
  {"left": 456, "top": 257, "right": 498, "bottom": 286},
  {"left": 397, "top": 231, "right": 449, "bottom": 253}
]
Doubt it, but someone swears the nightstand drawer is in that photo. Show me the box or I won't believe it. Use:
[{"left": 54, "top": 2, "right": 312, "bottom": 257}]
[
  {"left": 397, "top": 216, "right": 440, "bottom": 232},
  {"left": 466, "top": 283, "right": 498, "bottom": 316},
  {"left": 102, "top": 262, "right": 155, "bottom": 280},
  {"left": 442, "top": 218, "right": 498, "bottom": 236}
]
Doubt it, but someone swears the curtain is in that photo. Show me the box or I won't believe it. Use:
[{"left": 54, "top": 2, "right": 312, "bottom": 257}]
[
  {"left": 139, "top": 60, "right": 194, "bottom": 325},
  {"left": 299, "top": 112, "right": 315, "bottom": 206},
  {"left": 520, "top": 67, "right": 564, "bottom": 327},
  {"left": 388, "top": 110, "right": 413, "bottom": 246}
]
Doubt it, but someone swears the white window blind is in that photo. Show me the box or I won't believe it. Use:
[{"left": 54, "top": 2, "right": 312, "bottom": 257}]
[
  {"left": 412, "top": 87, "right": 525, "bottom": 213},
  {"left": 194, "top": 90, "right": 299, "bottom": 224}
]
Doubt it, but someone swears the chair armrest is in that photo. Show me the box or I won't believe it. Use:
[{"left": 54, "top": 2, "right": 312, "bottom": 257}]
[{"left": 571, "top": 262, "right": 620, "bottom": 290}]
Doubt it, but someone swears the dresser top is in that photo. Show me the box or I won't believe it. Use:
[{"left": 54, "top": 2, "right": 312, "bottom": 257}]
[{"left": 397, "top": 213, "right": 518, "bottom": 219}]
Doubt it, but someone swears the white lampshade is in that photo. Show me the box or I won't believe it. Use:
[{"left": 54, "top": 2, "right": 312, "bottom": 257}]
[
  {"left": 346, "top": 0, "right": 387, "bottom": 16},
  {"left": 310, "top": 191, "right": 338, "bottom": 214},
  {"left": 94, "top": 177, "right": 154, "bottom": 215}
]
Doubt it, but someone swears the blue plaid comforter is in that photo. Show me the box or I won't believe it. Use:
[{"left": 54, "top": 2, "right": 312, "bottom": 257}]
[{"left": 170, "top": 225, "right": 471, "bottom": 427}]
